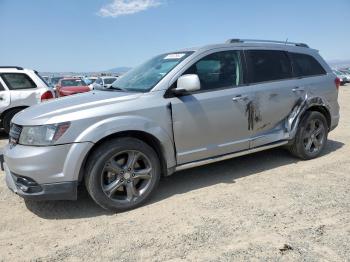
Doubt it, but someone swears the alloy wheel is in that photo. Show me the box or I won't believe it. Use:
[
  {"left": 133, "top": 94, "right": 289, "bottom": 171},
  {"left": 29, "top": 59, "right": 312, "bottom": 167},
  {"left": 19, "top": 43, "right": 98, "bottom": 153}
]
[
  {"left": 101, "top": 150, "right": 153, "bottom": 203},
  {"left": 303, "top": 119, "right": 326, "bottom": 154}
]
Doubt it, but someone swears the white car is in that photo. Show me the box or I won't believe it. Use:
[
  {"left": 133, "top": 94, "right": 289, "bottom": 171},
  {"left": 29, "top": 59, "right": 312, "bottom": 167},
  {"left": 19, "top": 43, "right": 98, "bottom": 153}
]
[
  {"left": 0, "top": 66, "right": 55, "bottom": 133},
  {"left": 85, "top": 77, "right": 98, "bottom": 90},
  {"left": 92, "top": 76, "right": 118, "bottom": 90}
]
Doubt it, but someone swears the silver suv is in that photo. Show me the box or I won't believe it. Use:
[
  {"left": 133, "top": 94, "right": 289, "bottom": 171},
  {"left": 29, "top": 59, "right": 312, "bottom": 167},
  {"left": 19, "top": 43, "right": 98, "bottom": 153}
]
[
  {"left": 0, "top": 67, "right": 54, "bottom": 133},
  {"left": 4, "top": 39, "right": 340, "bottom": 212}
]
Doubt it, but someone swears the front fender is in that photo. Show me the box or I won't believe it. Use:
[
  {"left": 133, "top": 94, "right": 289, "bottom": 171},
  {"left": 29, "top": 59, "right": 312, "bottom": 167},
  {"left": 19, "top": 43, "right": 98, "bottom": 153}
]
[{"left": 75, "top": 115, "right": 176, "bottom": 168}]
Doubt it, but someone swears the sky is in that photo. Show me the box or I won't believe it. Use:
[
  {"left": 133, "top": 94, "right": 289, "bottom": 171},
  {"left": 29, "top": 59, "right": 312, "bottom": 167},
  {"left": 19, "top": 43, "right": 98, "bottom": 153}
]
[{"left": 0, "top": 0, "right": 349, "bottom": 72}]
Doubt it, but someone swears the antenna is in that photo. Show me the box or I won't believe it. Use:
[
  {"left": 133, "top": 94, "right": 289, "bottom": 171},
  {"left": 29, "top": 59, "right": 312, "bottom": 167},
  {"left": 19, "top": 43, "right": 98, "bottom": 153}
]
[{"left": 285, "top": 38, "right": 288, "bottom": 45}]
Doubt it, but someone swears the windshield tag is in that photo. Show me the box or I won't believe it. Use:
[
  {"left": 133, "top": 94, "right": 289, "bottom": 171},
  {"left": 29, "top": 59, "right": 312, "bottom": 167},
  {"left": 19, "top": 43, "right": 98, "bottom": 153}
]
[{"left": 164, "top": 53, "right": 186, "bottom": 60}]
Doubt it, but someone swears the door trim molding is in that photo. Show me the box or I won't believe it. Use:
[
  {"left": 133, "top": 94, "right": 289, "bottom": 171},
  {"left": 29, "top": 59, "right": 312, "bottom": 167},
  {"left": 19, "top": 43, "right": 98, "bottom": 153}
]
[{"left": 175, "top": 140, "right": 288, "bottom": 172}]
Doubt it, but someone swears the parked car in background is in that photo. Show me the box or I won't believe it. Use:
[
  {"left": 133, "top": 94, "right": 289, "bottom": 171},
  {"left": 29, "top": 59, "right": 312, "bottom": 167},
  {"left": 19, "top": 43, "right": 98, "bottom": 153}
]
[
  {"left": 3, "top": 39, "right": 340, "bottom": 212},
  {"left": 50, "top": 76, "right": 64, "bottom": 90},
  {"left": 42, "top": 76, "right": 50, "bottom": 84},
  {"left": 93, "top": 76, "right": 118, "bottom": 90},
  {"left": 333, "top": 70, "right": 347, "bottom": 85},
  {"left": 56, "top": 78, "right": 90, "bottom": 97},
  {"left": 85, "top": 77, "right": 98, "bottom": 90},
  {"left": 0, "top": 66, "right": 54, "bottom": 133},
  {"left": 338, "top": 69, "right": 350, "bottom": 83}
]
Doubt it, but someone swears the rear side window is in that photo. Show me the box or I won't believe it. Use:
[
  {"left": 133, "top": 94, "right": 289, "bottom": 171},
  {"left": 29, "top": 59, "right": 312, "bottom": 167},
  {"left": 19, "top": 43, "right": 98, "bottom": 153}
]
[
  {"left": 246, "top": 50, "right": 292, "bottom": 83},
  {"left": 290, "top": 53, "right": 326, "bottom": 77},
  {"left": 183, "top": 50, "right": 244, "bottom": 91},
  {"left": 1, "top": 73, "right": 37, "bottom": 90}
]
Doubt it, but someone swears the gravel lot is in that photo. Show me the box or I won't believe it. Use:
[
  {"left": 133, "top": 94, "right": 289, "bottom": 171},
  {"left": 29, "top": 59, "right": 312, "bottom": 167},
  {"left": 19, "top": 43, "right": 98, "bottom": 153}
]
[{"left": 0, "top": 86, "right": 349, "bottom": 261}]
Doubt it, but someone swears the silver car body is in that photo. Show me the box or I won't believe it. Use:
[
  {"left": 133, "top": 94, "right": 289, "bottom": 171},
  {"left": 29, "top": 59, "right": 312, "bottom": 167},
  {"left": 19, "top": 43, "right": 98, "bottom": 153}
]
[{"left": 4, "top": 41, "right": 340, "bottom": 200}]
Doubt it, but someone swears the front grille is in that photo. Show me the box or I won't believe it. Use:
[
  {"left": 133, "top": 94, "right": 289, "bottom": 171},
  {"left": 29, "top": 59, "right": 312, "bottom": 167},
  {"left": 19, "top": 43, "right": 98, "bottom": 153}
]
[{"left": 9, "top": 123, "right": 22, "bottom": 146}]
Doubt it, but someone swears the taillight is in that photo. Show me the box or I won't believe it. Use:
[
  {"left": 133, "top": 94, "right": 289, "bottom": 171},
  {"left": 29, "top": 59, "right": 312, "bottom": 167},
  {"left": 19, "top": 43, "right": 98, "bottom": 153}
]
[
  {"left": 335, "top": 77, "right": 341, "bottom": 90},
  {"left": 41, "top": 91, "right": 54, "bottom": 101}
]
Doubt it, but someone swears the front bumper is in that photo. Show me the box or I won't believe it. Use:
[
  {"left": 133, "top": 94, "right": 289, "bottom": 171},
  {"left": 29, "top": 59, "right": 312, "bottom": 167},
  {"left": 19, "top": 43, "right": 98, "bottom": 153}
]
[
  {"left": 3, "top": 141, "right": 94, "bottom": 200},
  {"left": 5, "top": 162, "right": 77, "bottom": 200}
]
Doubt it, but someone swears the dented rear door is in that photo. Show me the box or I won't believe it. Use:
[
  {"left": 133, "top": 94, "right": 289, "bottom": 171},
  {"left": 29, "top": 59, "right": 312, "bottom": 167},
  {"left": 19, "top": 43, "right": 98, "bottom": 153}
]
[{"left": 244, "top": 49, "right": 301, "bottom": 147}]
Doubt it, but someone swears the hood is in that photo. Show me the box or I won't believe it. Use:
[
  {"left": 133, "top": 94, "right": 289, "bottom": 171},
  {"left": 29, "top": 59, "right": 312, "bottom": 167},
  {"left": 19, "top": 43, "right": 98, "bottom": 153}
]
[{"left": 13, "top": 91, "right": 142, "bottom": 126}]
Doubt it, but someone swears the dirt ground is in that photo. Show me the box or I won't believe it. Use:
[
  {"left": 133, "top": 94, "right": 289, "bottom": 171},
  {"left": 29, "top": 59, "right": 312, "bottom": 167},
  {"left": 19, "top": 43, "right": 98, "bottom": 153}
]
[{"left": 0, "top": 86, "right": 349, "bottom": 262}]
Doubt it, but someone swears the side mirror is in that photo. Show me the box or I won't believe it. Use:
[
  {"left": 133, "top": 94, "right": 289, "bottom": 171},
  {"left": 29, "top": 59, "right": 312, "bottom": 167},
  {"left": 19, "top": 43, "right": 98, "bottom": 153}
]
[{"left": 173, "top": 74, "right": 201, "bottom": 96}]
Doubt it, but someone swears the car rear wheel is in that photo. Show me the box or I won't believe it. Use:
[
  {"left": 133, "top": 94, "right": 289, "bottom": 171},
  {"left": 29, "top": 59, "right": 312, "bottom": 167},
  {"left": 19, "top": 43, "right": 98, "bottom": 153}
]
[
  {"left": 85, "top": 137, "right": 161, "bottom": 212},
  {"left": 288, "top": 111, "right": 328, "bottom": 160}
]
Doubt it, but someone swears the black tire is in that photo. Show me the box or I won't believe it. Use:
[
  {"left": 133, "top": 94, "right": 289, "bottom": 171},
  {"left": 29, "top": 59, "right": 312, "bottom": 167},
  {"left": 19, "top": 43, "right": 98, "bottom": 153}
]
[
  {"left": 3, "top": 108, "right": 24, "bottom": 134},
  {"left": 85, "top": 137, "right": 161, "bottom": 212},
  {"left": 288, "top": 111, "right": 328, "bottom": 160}
]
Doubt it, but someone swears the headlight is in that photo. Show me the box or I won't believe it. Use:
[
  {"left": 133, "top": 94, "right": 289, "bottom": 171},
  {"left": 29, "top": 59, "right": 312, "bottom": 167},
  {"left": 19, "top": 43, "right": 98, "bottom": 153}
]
[{"left": 19, "top": 122, "right": 70, "bottom": 146}]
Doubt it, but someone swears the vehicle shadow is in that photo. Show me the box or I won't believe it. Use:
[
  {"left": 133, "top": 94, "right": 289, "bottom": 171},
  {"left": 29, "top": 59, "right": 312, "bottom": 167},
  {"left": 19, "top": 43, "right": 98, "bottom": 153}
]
[
  {"left": 0, "top": 130, "right": 8, "bottom": 139},
  {"left": 24, "top": 139, "right": 344, "bottom": 219}
]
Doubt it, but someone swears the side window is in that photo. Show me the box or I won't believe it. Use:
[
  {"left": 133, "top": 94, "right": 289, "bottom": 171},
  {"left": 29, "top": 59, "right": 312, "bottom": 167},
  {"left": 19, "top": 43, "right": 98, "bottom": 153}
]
[
  {"left": 1, "top": 73, "right": 37, "bottom": 90},
  {"left": 183, "top": 51, "right": 243, "bottom": 91},
  {"left": 290, "top": 53, "right": 326, "bottom": 77},
  {"left": 246, "top": 50, "right": 292, "bottom": 83},
  {"left": 96, "top": 78, "right": 102, "bottom": 85}
]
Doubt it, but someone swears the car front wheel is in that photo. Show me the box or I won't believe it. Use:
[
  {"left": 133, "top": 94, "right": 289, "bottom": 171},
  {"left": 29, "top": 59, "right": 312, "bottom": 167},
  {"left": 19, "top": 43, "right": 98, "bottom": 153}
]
[{"left": 85, "top": 137, "right": 161, "bottom": 212}]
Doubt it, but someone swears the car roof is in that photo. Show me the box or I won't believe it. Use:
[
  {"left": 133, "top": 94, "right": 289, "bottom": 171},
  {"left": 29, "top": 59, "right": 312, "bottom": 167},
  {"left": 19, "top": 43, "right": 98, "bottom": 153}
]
[{"left": 0, "top": 67, "right": 35, "bottom": 73}]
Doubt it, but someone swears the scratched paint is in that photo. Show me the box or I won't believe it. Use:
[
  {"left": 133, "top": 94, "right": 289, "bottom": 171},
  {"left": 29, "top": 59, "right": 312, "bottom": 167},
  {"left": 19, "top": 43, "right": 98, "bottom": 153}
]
[
  {"left": 245, "top": 99, "right": 262, "bottom": 131},
  {"left": 245, "top": 91, "right": 330, "bottom": 139},
  {"left": 285, "top": 92, "right": 331, "bottom": 139}
]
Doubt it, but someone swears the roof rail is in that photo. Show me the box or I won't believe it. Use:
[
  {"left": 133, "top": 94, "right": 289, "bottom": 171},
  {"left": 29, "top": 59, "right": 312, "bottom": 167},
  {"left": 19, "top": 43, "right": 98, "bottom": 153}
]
[
  {"left": 0, "top": 66, "right": 24, "bottom": 70},
  {"left": 226, "top": 39, "right": 309, "bottom": 48}
]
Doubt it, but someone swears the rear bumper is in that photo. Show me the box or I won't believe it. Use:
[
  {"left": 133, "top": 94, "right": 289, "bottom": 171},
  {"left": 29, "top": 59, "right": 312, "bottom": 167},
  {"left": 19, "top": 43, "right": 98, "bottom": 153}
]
[
  {"left": 330, "top": 114, "right": 340, "bottom": 132},
  {"left": 5, "top": 163, "right": 77, "bottom": 201}
]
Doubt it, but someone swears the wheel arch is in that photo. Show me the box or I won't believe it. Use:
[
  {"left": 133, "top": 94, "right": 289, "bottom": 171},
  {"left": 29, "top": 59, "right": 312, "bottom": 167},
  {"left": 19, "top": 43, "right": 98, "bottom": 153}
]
[
  {"left": 287, "top": 94, "right": 333, "bottom": 139},
  {"left": 0, "top": 106, "right": 28, "bottom": 121},
  {"left": 306, "top": 105, "right": 331, "bottom": 130},
  {"left": 78, "top": 130, "right": 171, "bottom": 183}
]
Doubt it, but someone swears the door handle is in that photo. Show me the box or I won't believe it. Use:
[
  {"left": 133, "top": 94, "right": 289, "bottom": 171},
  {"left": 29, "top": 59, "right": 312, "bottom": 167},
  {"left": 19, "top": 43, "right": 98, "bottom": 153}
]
[
  {"left": 232, "top": 95, "right": 248, "bottom": 102},
  {"left": 292, "top": 87, "right": 305, "bottom": 92}
]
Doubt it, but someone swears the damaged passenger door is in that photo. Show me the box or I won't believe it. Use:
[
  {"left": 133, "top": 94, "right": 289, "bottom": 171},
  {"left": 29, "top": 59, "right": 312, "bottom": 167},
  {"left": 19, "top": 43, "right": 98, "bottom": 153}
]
[
  {"left": 170, "top": 50, "right": 252, "bottom": 164},
  {"left": 244, "top": 49, "right": 302, "bottom": 148}
]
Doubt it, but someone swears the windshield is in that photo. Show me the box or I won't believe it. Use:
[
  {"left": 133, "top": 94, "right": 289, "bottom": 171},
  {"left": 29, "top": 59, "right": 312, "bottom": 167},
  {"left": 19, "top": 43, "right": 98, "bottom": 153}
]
[
  {"left": 85, "top": 78, "right": 96, "bottom": 85},
  {"left": 51, "top": 77, "right": 63, "bottom": 85},
  {"left": 61, "top": 79, "right": 87, "bottom": 87},
  {"left": 110, "top": 52, "right": 193, "bottom": 92},
  {"left": 104, "top": 78, "right": 117, "bottom": 85}
]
